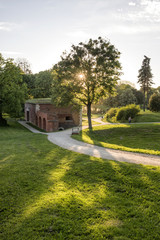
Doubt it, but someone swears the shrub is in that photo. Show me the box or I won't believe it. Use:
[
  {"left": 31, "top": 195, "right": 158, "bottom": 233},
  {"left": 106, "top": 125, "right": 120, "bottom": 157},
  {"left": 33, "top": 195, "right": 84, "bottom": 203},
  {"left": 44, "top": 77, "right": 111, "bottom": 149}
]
[
  {"left": 149, "top": 93, "right": 160, "bottom": 112},
  {"left": 116, "top": 104, "right": 140, "bottom": 121},
  {"left": 105, "top": 107, "right": 118, "bottom": 121}
]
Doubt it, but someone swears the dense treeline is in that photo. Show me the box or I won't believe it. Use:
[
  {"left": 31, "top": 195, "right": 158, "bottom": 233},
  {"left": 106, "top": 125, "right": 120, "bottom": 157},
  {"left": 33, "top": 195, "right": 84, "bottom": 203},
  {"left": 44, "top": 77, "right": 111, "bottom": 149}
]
[{"left": 0, "top": 46, "right": 160, "bottom": 127}]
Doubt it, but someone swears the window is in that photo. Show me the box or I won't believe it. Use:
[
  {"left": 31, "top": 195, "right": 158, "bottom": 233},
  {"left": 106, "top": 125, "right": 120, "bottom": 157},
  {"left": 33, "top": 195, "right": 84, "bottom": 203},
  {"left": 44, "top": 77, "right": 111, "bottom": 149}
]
[{"left": 66, "top": 116, "right": 72, "bottom": 121}]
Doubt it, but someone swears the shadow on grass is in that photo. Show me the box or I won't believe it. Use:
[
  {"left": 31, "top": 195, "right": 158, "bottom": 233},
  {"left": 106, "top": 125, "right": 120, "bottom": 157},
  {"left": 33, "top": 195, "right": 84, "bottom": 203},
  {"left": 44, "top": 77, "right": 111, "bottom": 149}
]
[
  {"left": 73, "top": 124, "right": 160, "bottom": 155},
  {"left": 1, "top": 121, "right": 160, "bottom": 239}
]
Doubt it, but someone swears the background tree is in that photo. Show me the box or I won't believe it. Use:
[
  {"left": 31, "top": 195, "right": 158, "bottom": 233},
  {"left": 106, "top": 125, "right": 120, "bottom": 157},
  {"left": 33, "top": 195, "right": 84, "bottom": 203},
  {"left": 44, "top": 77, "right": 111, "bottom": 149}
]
[
  {"left": 52, "top": 37, "right": 122, "bottom": 129},
  {"left": 33, "top": 70, "right": 53, "bottom": 98},
  {"left": 22, "top": 74, "right": 36, "bottom": 98},
  {"left": 95, "top": 83, "right": 138, "bottom": 112},
  {"left": 149, "top": 93, "right": 160, "bottom": 112},
  {"left": 0, "top": 54, "right": 27, "bottom": 126},
  {"left": 16, "top": 58, "right": 35, "bottom": 98},
  {"left": 16, "top": 58, "right": 32, "bottom": 74},
  {"left": 138, "top": 56, "right": 153, "bottom": 111}
]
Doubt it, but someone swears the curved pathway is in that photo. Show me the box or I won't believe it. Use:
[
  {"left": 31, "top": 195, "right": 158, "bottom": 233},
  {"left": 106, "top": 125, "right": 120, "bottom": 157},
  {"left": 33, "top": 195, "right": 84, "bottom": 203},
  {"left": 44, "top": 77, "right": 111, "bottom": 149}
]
[{"left": 19, "top": 121, "right": 160, "bottom": 167}]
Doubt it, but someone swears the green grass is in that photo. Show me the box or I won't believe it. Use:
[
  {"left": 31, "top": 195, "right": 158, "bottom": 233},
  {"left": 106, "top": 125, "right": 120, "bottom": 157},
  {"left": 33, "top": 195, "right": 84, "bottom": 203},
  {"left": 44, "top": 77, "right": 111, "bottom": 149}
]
[
  {"left": 73, "top": 123, "right": 160, "bottom": 155},
  {"left": 26, "top": 98, "right": 52, "bottom": 104},
  {"left": 104, "top": 110, "right": 160, "bottom": 123},
  {"left": 1, "top": 121, "right": 160, "bottom": 239},
  {"left": 82, "top": 119, "right": 101, "bottom": 126},
  {"left": 134, "top": 110, "right": 160, "bottom": 122},
  {"left": 82, "top": 113, "right": 103, "bottom": 118},
  {"left": 27, "top": 122, "right": 46, "bottom": 132}
]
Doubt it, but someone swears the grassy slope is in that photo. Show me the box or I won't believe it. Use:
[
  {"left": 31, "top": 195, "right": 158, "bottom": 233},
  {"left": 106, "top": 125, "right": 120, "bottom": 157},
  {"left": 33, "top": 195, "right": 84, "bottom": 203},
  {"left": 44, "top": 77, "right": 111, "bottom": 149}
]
[
  {"left": 1, "top": 121, "right": 160, "bottom": 239},
  {"left": 73, "top": 123, "right": 160, "bottom": 155},
  {"left": 134, "top": 110, "right": 160, "bottom": 122}
]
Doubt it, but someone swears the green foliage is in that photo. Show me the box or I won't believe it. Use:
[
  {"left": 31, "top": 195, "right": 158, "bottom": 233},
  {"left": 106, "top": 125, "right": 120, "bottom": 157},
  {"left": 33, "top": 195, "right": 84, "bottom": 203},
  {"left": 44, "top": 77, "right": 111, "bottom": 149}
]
[
  {"left": 1, "top": 121, "right": 160, "bottom": 239},
  {"left": 116, "top": 104, "right": 140, "bottom": 121},
  {"left": 98, "top": 83, "right": 141, "bottom": 112},
  {"left": 22, "top": 74, "right": 36, "bottom": 97},
  {"left": 105, "top": 107, "right": 118, "bottom": 122},
  {"left": 134, "top": 110, "right": 160, "bottom": 122},
  {"left": 0, "top": 53, "right": 27, "bottom": 124},
  {"left": 138, "top": 56, "right": 153, "bottom": 111},
  {"left": 118, "top": 86, "right": 137, "bottom": 106},
  {"left": 149, "top": 93, "right": 160, "bottom": 112},
  {"left": 52, "top": 37, "right": 122, "bottom": 129},
  {"left": 73, "top": 123, "right": 160, "bottom": 155},
  {"left": 33, "top": 70, "right": 53, "bottom": 98}
]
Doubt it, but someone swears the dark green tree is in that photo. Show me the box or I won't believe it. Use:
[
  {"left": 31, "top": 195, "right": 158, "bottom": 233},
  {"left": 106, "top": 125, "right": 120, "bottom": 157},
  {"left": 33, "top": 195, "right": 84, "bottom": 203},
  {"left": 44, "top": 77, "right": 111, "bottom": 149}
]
[
  {"left": 52, "top": 37, "right": 122, "bottom": 129},
  {"left": 0, "top": 54, "right": 27, "bottom": 126},
  {"left": 149, "top": 93, "right": 160, "bottom": 112},
  {"left": 99, "top": 83, "right": 137, "bottom": 110},
  {"left": 33, "top": 70, "right": 53, "bottom": 98},
  {"left": 22, "top": 74, "right": 36, "bottom": 98},
  {"left": 138, "top": 56, "right": 153, "bottom": 111}
]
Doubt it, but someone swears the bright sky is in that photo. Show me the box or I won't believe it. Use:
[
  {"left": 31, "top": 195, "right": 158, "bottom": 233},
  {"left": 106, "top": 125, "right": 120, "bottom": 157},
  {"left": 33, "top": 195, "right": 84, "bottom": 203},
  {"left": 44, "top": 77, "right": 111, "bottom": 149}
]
[{"left": 0, "top": 0, "right": 160, "bottom": 89}]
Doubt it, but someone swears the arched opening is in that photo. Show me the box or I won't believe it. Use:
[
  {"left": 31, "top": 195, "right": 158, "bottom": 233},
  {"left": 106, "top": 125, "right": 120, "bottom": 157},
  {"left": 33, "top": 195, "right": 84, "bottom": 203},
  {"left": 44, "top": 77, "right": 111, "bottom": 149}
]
[
  {"left": 27, "top": 111, "right": 30, "bottom": 122},
  {"left": 39, "top": 116, "right": 42, "bottom": 128},
  {"left": 43, "top": 118, "right": 46, "bottom": 131}
]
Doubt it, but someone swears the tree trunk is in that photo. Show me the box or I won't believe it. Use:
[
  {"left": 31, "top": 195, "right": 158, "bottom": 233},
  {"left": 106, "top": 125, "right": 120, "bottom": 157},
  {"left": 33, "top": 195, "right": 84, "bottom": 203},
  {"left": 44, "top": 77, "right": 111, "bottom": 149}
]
[
  {"left": 143, "top": 88, "right": 146, "bottom": 112},
  {"left": 146, "top": 87, "right": 150, "bottom": 110},
  {"left": 87, "top": 103, "right": 92, "bottom": 130}
]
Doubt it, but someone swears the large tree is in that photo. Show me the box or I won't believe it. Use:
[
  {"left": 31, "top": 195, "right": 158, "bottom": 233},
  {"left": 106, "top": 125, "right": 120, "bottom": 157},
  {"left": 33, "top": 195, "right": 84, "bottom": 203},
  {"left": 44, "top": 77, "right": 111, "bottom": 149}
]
[
  {"left": 52, "top": 37, "right": 122, "bottom": 129},
  {"left": 0, "top": 54, "right": 27, "bottom": 126},
  {"left": 138, "top": 55, "right": 153, "bottom": 111},
  {"left": 33, "top": 70, "right": 53, "bottom": 98},
  {"left": 15, "top": 58, "right": 35, "bottom": 98}
]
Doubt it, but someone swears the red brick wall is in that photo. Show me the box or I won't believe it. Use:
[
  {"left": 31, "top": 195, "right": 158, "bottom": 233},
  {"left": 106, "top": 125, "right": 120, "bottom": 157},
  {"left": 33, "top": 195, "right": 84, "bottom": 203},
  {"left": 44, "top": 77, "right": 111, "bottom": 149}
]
[{"left": 25, "top": 103, "right": 80, "bottom": 132}]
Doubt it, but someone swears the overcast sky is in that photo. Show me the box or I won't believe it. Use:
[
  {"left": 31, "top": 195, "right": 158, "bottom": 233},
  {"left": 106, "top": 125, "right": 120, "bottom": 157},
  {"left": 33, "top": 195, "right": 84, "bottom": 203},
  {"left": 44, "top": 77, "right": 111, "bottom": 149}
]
[{"left": 0, "top": 0, "right": 160, "bottom": 88}]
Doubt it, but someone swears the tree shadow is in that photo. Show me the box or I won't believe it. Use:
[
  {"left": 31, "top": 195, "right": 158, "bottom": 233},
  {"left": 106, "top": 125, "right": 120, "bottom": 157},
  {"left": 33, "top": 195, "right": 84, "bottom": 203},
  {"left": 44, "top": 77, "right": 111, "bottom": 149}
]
[
  {"left": 78, "top": 124, "right": 160, "bottom": 154},
  {"left": 1, "top": 122, "right": 160, "bottom": 239}
]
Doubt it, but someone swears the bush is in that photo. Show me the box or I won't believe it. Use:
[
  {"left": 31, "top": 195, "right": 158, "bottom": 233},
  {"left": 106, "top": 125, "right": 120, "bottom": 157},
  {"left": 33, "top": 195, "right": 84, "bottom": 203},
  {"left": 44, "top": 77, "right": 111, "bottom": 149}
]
[
  {"left": 105, "top": 107, "right": 118, "bottom": 121},
  {"left": 116, "top": 104, "right": 140, "bottom": 121},
  {"left": 149, "top": 93, "right": 160, "bottom": 112}
]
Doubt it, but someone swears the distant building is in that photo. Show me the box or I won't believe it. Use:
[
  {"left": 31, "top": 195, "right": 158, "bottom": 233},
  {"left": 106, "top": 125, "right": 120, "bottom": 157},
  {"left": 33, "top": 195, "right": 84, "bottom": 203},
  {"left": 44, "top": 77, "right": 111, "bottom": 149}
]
[{"left": 25, "top": 98, "right": 82, "bottom": 132}]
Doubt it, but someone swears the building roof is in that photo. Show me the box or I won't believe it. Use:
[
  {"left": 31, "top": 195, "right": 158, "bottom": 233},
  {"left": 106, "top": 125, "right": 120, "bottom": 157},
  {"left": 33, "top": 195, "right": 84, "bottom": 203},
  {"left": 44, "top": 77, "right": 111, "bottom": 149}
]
[{"left": 26, "top": 98, "right": 52, "bottom": 104}]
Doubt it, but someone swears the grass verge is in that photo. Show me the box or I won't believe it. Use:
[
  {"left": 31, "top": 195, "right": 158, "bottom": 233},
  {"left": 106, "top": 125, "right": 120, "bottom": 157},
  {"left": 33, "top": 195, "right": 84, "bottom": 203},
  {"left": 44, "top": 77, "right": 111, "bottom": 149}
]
[
  {"left": 72, "top": 123, "right": 160, "bottom": 155},
  {"left": 1, "top": 121, "right": 160, "bottom": 239}
]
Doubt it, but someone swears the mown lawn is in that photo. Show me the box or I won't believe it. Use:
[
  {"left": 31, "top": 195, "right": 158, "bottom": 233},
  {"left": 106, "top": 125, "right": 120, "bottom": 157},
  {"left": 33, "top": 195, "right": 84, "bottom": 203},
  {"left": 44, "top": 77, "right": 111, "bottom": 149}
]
[
  {"left": 134, "top": 110, "right": 160, "bottom": 122},
  {"left": 73, "top": 123, "right": 160, "bottom": 155},
  {"left": 82, "top": 119, "right": 101, "bottom": 126},
  {"left": 1, "top": 121, "right": 160, "bottom": 239}
]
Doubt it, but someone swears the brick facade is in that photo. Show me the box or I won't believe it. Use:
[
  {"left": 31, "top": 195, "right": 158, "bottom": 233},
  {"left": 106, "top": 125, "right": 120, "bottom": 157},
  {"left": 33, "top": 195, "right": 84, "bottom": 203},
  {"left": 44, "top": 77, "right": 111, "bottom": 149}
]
[{"left": 25, "top": 100, "right": 81, "bottom": 132}]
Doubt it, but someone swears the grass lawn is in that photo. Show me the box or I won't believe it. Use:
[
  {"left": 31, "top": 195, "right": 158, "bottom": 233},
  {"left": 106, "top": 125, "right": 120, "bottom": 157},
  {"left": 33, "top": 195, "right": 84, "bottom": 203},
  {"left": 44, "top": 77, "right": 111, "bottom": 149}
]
[
  {"left": 104, "top": 110, "right": 160, "bottom": 123},
  {"left": 82, "top": 119, "right": 101, "bottom": 126},
  {"left": 134, "top": 110, "right": 160, "bottom": 122},
  {"left": 1, "top": 121, "right": 160, "bottom": 239},
  {"left": 82, "top": 113, "right": 102, "bottom": 119},
  {"left": 73, "top": 123, "right": 160, "bottom": 155}
]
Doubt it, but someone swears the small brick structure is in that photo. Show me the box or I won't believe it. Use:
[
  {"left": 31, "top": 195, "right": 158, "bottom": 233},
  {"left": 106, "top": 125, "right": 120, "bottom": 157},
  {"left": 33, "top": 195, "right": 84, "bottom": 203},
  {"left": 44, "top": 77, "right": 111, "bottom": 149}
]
[{"left": 25, "top": 98, "right": 82, "bottom": 132}]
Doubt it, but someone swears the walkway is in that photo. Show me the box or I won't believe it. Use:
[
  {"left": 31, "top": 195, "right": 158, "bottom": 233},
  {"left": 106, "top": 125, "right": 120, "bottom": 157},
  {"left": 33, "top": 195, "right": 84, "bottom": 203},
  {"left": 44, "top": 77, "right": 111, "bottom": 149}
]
[{"left": 19, "top": 121, "right": 160, "bottom": 167}]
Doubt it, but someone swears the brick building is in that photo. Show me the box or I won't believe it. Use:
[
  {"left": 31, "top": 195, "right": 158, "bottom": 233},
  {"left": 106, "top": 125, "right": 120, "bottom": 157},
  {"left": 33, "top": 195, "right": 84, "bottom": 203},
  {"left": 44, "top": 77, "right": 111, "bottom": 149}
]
[{"left": 25, "top": 98, "right": 82, "bottom": 132}]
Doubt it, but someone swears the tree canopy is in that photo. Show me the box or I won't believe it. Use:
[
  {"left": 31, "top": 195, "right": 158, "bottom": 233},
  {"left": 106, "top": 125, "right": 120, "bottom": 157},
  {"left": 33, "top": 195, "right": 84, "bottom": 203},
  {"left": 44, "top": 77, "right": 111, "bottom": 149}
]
[
  {"left": 138, "top": 55, "right": 153, "bottom": 111},
  {"left": 0, "top": 54, "right": 27, "bottom": 125},
  {"left": 33, "top": 70, "right": 53, "bottom": 98},
  {"left": 52, "top": 37, "right": 122, "bottom": 129},
  {"left": 149, "top": 93, "right": 160, "bottom": 112}
]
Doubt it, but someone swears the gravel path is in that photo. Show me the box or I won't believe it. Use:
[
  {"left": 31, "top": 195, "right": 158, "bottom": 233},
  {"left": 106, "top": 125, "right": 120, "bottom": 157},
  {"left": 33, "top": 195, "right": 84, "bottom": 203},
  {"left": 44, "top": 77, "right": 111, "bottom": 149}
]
[{"left": 19, "top": 121, "right": 160, "bottom": 167}]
